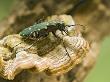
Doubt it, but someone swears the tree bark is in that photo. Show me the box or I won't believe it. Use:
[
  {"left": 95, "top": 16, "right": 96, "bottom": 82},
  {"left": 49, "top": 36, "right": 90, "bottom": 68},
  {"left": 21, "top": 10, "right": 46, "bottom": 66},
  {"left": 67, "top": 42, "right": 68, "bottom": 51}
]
[{"left": 0, "top": 0, "right": 110, "bottom": 82}]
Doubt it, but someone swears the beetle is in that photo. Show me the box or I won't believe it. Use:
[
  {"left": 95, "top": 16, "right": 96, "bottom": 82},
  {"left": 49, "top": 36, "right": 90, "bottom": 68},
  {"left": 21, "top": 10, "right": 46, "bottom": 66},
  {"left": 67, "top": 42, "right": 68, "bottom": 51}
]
[{"left": 19, "top": 20, "right": 69, "bottom": 40}]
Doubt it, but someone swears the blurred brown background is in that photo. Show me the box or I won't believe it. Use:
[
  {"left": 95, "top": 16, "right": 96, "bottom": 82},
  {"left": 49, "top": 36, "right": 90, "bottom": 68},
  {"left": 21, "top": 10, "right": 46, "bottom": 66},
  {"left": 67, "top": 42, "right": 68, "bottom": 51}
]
[{"left": 0, "top": 0, "right": 110, "bottom": 82}]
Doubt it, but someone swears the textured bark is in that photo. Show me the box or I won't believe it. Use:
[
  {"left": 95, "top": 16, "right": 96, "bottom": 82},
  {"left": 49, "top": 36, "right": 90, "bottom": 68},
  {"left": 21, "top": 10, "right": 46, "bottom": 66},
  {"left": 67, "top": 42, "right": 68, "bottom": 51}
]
[{"left": 0, "top": 0, "right": 110, "bottom": 82}]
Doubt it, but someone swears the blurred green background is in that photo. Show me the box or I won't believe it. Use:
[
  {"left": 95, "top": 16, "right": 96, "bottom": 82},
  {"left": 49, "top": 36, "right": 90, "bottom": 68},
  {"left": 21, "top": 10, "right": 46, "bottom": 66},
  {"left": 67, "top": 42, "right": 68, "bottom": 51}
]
[{"left": 0, "top": 0, "right": 110, "bottom": 82}]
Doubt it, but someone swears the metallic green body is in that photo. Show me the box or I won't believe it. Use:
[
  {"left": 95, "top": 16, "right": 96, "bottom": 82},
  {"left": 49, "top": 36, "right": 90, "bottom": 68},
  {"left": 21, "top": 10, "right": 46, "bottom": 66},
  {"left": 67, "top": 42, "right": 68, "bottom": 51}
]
[
  {"left": 19, "top": 21, "right": 64, "bottom": 37},
  {"left": 19, "top": 22, "right": 48, "bottom": 37}
]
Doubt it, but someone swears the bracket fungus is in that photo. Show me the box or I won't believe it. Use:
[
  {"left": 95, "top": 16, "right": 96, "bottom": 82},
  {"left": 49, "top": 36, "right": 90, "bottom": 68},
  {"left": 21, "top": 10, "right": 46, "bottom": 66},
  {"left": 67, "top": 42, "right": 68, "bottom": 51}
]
[{"left": 0, "top": 15, "right": 89, "bottom": 80}]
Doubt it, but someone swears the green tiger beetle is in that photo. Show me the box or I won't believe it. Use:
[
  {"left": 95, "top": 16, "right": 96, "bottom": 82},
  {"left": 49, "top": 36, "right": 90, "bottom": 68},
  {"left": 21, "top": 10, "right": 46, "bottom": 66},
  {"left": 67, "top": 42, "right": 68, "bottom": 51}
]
[
  {"left": 15, "top": 20, "right": 84, "bottom": 59},
  {"left": 19, "top": 21, "right": 69, "bottom": 39}
]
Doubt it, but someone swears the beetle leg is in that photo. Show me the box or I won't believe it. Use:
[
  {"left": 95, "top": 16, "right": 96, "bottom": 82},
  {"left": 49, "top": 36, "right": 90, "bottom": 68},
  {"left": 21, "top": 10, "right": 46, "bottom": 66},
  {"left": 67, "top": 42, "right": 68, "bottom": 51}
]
[{"left": 52, "top": 31, "right": 71, "bottom": 60}]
